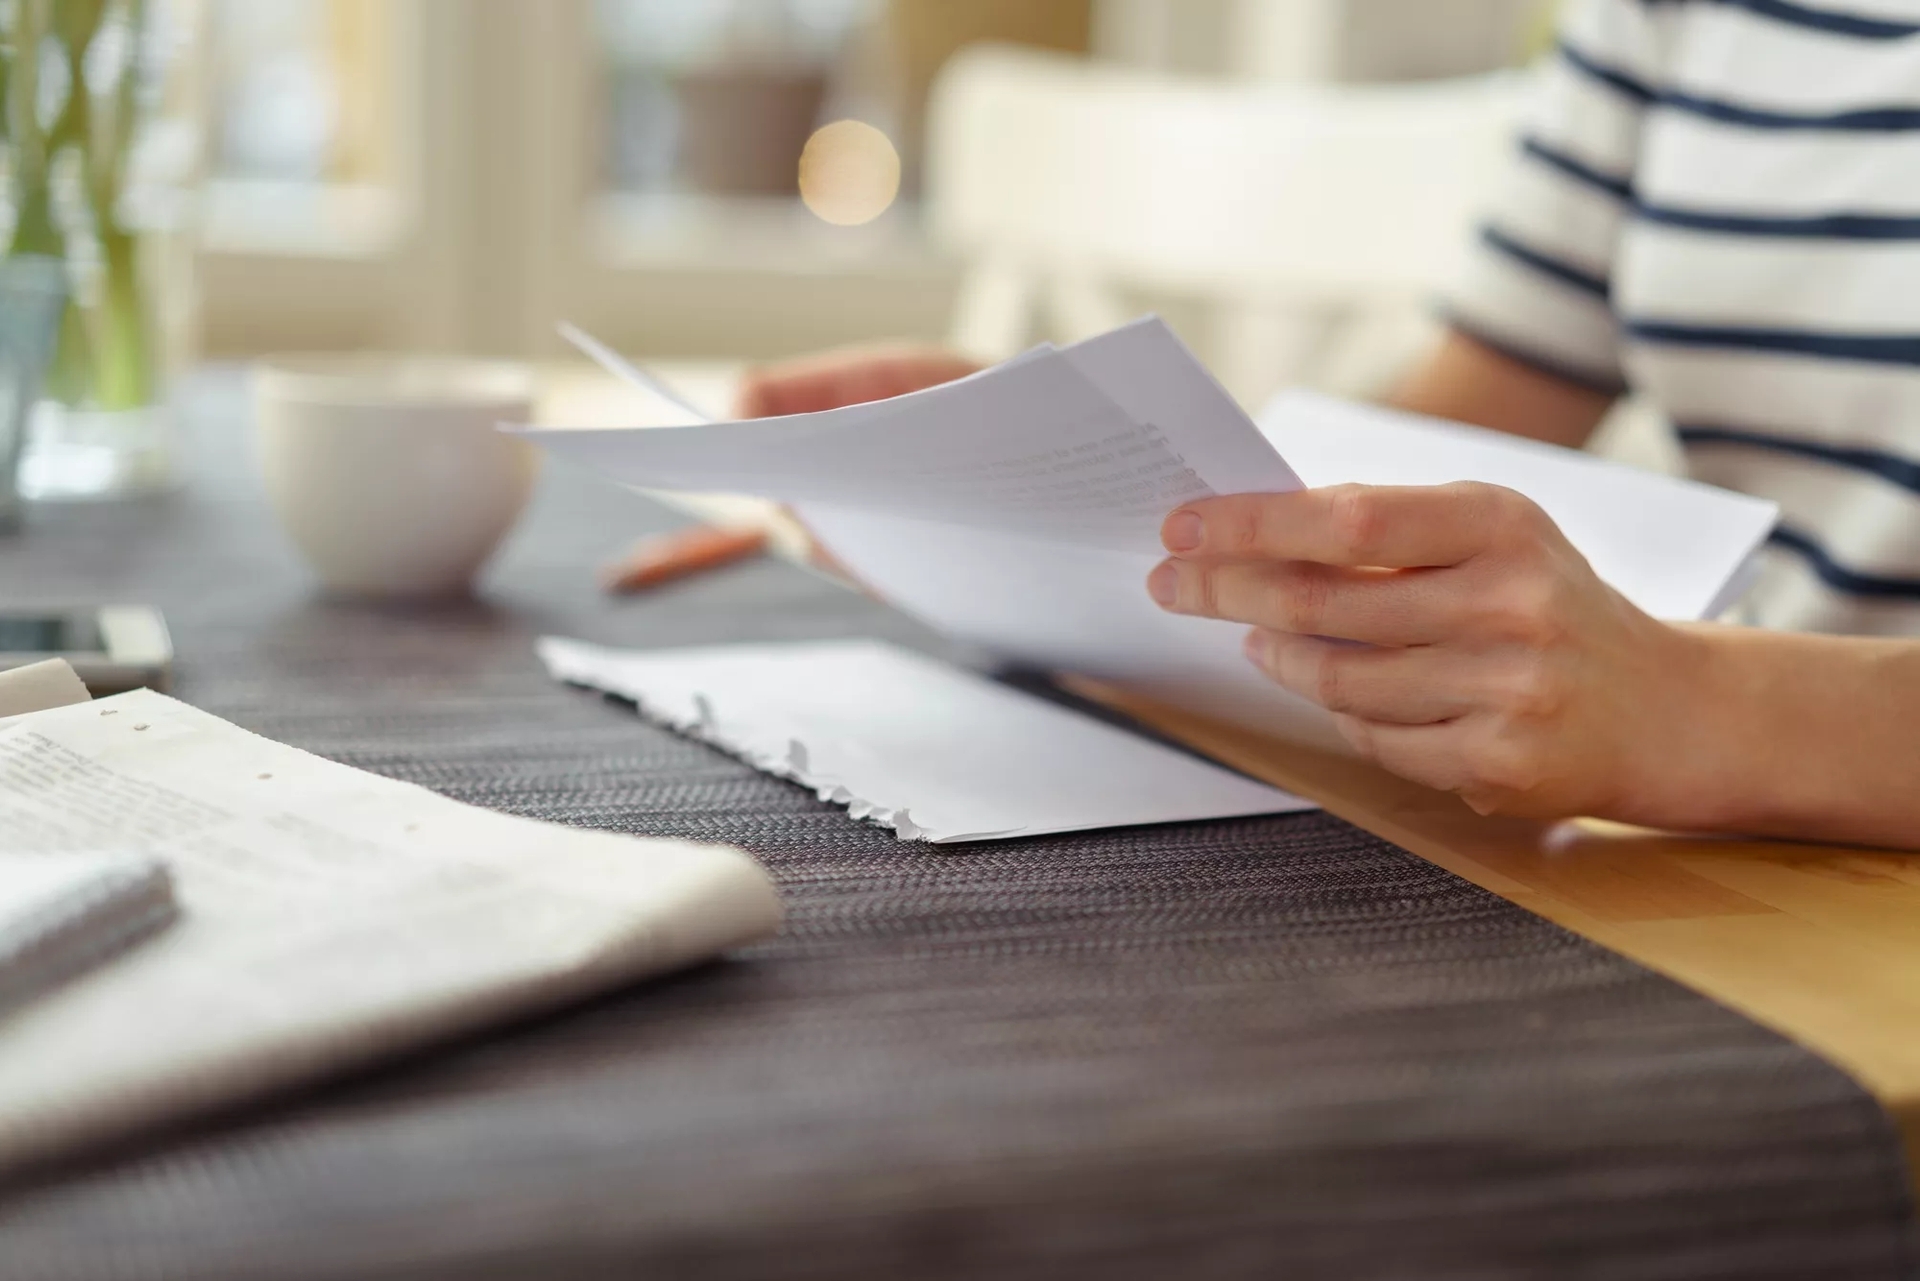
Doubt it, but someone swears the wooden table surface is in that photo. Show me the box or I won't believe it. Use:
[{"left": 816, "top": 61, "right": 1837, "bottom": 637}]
[
  {"left": 543, "top": 360, "right": 1920, "bottom": 1179},
  {"left": 1090, "top": 689, "right": 1920, "bottom": 1176}
]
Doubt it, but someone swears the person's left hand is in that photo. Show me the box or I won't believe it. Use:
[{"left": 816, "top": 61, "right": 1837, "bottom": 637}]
[{"left": 1146, "top": 483, "right": 1712, "bottom": 821}]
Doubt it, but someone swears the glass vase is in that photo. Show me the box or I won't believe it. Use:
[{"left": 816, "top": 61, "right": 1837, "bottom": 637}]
[
  {"left": 0, "top": 256, "right": 69, "bottom": 532},
  {"left": 4, "top": 0, "right": 181, "bottom": 502}
]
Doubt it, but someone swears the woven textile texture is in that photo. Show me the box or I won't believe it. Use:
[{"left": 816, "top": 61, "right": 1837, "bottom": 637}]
[{"left": 0, "top": 377, "right": 1911, "bottom": 1280}]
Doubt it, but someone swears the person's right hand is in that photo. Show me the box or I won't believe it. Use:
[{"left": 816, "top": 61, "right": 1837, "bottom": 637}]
[{"left": 734, "top": 343, "right": 982, "bottom": 418}]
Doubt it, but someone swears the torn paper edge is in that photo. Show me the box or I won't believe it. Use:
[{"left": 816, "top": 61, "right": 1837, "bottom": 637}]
[{"left": 537, "top": 639, "right": 1017, "bottom": 844}]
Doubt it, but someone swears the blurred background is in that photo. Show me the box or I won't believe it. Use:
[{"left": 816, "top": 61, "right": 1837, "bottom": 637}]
[
  {"left": 6, "top": 0, "right": 1571, "bottom": 452},
  {"left": 179, "top": 0, "right": 1554, "bottom": 396}
]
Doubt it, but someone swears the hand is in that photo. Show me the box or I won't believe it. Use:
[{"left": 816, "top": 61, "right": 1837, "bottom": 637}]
[
  {"left": 734, "top": 343, "right": 983, "bottom": 418},
  {"left": 1146, "top": 483, "right": 1713, "bottom": 822}
]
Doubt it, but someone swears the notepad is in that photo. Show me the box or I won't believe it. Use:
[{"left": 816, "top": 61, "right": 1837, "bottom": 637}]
[
  {"left": 0, "top": 853, "right": 177, "bottom": 1016},
  {"left": 0, "top": 661, "right": 176, "bottom": 1015},
  {"left": 539, "top": 637, "right": 1315, "bottom": 843}
]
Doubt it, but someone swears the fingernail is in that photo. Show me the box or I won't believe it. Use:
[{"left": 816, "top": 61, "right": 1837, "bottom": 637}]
[
  {"left": 1243, "top": 630, "right": 1270, "bottom": 663},
  {"left": 1147, "top": 561, "right": 1178, "bottom": 607},
  {"left": 1162, "top": 510, "right": 1204, "bottom": 553}
]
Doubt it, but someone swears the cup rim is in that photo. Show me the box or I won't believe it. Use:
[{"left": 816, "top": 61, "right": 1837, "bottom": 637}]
[{"left": 254, "top": 355, "right": 535, "bottom": 409}]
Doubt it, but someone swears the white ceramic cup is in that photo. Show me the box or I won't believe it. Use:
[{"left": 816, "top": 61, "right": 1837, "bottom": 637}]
[{"left": 254, "top": 357, "right": 539, "bottom": 599}]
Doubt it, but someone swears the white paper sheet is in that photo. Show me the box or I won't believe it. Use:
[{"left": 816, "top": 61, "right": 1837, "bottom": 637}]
[
  {"left": 527, "top": 317, "right": 1301, "bottom": 555},
  {"left": 525, "top": 319, "right": 1778, "bottom": 748},
  {"left": 539, "top": 637, "right": 1315, "bottom": 843},
  {"left": 557, "top": 321, "right": 709, "bottom": 423},
  {"left": 792, "top": 390, "right": 1781, "bottom": 744},
  {"left": 0, "top": 689, "right": 781, "bottom": 1174},
  {"left": 793, "top": 505, "right": 1347, "bottom": 747}
]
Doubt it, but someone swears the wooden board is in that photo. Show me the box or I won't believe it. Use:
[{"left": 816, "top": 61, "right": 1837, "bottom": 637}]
[{"left": 1077, "top": 681, "right": 1920, "bottom": 1174}]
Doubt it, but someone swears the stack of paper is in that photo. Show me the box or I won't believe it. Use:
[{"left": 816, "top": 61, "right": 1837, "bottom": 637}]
[
  {"left": 540, "top": 637, "right": 1314, "bottom": 843},
  {"left": 536, "top": 318, "right": 1300, "bottom": 556},
  {"left": 0, "top": 689, "right": 780, "bottom": 1175},
  {"left": 525, "top": 318, "right": 1777, "bottom": 749}
]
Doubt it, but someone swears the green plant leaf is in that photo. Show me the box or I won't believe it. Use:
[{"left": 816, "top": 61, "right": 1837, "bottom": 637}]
[
  {"left": 50, "top": 0, "right": 106, "bottom": 55},
  {"left": 44, "top": 292, "right": 91, "bottom": 405},
  {"left": 93, "top": 227, "right": 151, "bottom": 409}
]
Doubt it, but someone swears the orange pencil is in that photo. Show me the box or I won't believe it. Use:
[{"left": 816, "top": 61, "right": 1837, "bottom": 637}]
[{"left": 599, "top": 525, "right": 769, "bottom": 594}]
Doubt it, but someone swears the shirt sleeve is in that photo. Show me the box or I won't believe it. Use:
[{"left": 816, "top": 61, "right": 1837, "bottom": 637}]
[{"left": 1445, "top": 0, "right": 1663, "bottom": 394}]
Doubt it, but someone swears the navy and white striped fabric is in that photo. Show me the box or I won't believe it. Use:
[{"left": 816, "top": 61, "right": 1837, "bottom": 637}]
[{"left": 1450, "top": 0, "right": 1920, "bottom": 634}]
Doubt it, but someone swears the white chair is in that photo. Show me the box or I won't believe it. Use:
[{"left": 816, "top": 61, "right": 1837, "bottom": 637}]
[{"left": 922, "top": 46, "right": 1521, "bottom": 406}]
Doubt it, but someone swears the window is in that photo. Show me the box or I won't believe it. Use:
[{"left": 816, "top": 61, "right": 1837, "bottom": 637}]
[{"left": 598, "top": 0, "right": 884, "bottom": 200}]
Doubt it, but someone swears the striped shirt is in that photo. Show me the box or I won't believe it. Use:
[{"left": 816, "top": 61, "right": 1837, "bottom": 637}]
[{"left": 1449, "top": 0, "right": 1920, "bottom": 635}]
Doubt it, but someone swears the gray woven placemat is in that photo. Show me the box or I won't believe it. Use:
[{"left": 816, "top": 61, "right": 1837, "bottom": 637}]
[{"left": 0, "top": 378, "right": 1911, "bottom": 1280}]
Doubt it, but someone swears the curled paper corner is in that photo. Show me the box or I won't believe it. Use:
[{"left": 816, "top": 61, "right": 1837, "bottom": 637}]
[
  {"left": 691, "top": 694, "right": 717, "bottom": 735},
  {"left": 932, "top": 827, "right": 1027, "bottom": 844},
  {"left": 786, "top": 738, "right": 809, "bottom": 774},
  {"left": 0, "top": 658, "right": 92, "bottom": 718}
]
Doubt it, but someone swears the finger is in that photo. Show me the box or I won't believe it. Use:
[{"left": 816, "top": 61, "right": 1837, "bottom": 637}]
[
  {"left": 735, "top": 346, "right": 980, "bottom": 418},
  {"left": 1334, "top": 714, "right": 1546, "bottom": 817},
  {"left": 1329, "top": 715, "right": 1481, "bottom": 795},
  {"left": 1162, "top": 482, "right": 1548, "bottom": 569},
  {"left": 735, "top": 362, "right": 877, "bottom": 419},
  {"left": 1244, "top": 630, "right": 1477, "bottom": 724},
  {"left": 1146, "top": 556, "right": 1461, "bottom": 645}
]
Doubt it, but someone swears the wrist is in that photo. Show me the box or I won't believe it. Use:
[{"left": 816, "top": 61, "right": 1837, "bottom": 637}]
[
  {"left": 1596, "top": 620, "right": 1919, "bottom": 846},
  {"left": 1601, "top": 619, "right": 1760, "bottom": 832}
]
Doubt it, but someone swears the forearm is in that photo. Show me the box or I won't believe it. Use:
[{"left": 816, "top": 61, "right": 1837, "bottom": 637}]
[
  {"left": 1637, "top": 624, "right": 1920, "bottom": 848},
  {"left": 1389, "top": 330, "right": 1616, "bottom": 450}
]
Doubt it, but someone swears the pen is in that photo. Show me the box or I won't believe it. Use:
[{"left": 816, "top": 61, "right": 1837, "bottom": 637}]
[{"left": 599, "top": 525, "right": 769, "bottom": 594}]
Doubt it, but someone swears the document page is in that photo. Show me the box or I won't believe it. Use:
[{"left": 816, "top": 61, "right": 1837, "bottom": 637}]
[
  {"left": 0, "top": 690, "right": 780, "bottom": 1174},
  {"left": 523, "top": 317, "right": 1301, "bottom": 555},
  {"left": 528, "top": 318, "right": 1778, "bottom": 751},
  {"left": 790, "top": 386, "right": 1782, "bottom": 748},
  {"left": 540, "top": 638, "right": 1314, "bottom": 843},
  {"left": 791, "top": 504, "right": 1350, "bottom": 749}
]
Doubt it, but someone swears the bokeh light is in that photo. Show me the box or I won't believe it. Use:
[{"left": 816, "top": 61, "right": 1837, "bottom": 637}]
[{"left": 797, "top": 119, "right": 901, "bottom": 226}]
